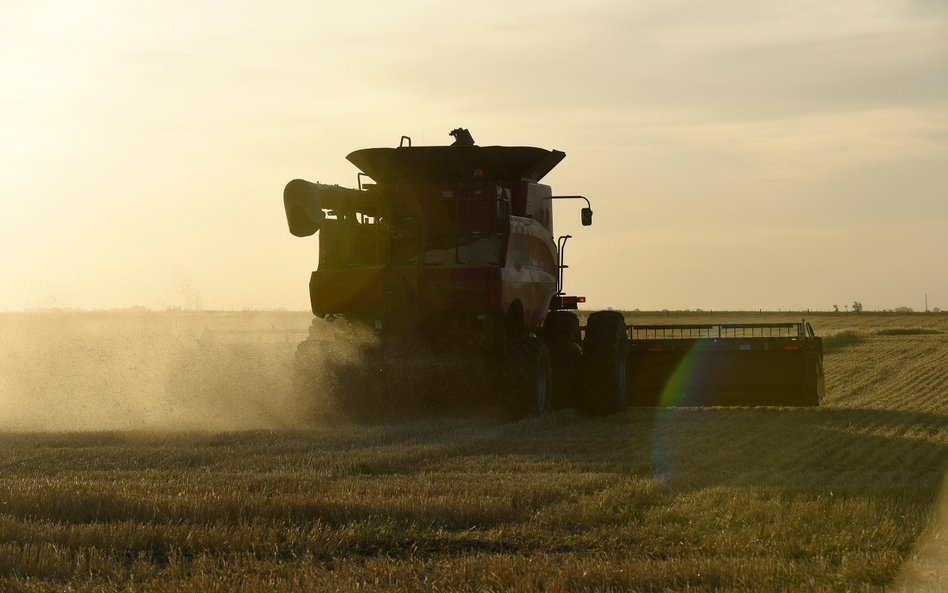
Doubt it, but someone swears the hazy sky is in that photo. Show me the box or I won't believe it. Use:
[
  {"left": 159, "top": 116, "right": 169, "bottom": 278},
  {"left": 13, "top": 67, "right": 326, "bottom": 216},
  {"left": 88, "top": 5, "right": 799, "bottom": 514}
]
[{"left": 2, "top": 0, "right": 946, "bottom": 312}]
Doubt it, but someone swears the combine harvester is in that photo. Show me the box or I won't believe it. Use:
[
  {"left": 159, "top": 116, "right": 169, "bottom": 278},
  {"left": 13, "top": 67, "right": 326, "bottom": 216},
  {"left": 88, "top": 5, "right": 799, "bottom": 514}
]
[{"left": 283, "top": 129, "right": 824, "bottom": 416}]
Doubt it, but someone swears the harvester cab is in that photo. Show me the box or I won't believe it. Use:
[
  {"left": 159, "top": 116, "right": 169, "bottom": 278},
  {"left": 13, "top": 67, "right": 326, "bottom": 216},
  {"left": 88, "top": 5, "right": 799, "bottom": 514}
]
[{"left": 284, "top": 129, "right": 824, "bottom": 417}]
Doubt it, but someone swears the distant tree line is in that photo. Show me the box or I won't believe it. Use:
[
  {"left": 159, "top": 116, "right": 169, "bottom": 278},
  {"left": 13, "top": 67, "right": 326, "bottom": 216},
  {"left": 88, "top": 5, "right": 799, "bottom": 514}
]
[{"left": 830, "top": 302, "right": 943, "bottom": 313}]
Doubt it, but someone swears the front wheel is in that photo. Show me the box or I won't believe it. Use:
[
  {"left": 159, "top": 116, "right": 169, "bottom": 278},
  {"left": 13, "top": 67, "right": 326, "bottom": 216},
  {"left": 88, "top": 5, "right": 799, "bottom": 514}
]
[
  {"left": 500, "top": 336, "right": 552, "bottom": 418},
  {"left": 543, "top": 311, "right": 582, "bottom": 409},
  {"left": 581, "top": 311, "right": 629, "bottom": 415}
]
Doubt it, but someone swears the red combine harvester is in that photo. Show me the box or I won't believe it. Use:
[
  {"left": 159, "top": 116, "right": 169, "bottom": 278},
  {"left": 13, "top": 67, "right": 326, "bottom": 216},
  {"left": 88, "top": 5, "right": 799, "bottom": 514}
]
[{"left": 283, "top": 129, "right": 824, "bottom": 416}]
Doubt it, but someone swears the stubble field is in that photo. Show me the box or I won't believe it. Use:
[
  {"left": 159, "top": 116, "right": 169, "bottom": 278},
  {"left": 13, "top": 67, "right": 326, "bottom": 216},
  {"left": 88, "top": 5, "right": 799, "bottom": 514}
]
[{"left": 0, "top": 310, "right": 946, "bottom": 592}]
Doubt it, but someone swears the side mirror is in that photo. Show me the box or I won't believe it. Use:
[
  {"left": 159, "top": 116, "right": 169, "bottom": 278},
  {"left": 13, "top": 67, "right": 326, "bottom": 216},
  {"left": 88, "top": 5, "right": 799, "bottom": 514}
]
[{"left": 581, "top": 207, "right": 593, "bottom": 226}]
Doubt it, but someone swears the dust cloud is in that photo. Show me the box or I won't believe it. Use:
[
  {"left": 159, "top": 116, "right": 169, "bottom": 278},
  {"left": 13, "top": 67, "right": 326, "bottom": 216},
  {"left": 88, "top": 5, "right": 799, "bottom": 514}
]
[
  {"left": 0, "top": 311, "right": 318, "bottom": 431},
  {"left": 293, "top": 316, "right": 499, "bottom": 422}
]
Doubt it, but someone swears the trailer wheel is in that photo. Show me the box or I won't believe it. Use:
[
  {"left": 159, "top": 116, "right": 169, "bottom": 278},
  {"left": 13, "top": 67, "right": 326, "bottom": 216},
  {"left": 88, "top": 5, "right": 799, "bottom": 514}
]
[
  {"left": 543, "top": 311, "right": 582, "bottom": 409},
  {"left": 501, "top": 336, "right": 552, "bottom": 418},
  {"left": 581, "top": 311, "right": 629, "bottom": 415}
]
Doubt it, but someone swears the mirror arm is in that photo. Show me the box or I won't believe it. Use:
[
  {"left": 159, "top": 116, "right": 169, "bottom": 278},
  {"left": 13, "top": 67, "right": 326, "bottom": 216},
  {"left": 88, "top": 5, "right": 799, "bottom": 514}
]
[
  {"left": 546, "top": 195, "right": 593, "bottom": 226},
  {"left": 548, "top": 195, "right": 591, "bottom": 209}
]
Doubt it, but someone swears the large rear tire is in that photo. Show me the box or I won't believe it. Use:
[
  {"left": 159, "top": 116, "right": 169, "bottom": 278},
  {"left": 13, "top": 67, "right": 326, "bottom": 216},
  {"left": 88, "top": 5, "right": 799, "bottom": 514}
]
[
  {"left": 501, "top": 336, "right": 552, "bottom": 418},
  {"left": 543, "top": 311, "right": 582, "bottom": 410},
  {"left": 581, "top": 311, "right": 629, "bottom": 415},
  {"left": 292, "top": 319, "right": 381, "bottom": 420},
  {"left": 292, "top": 338, "right": 320, "bottom": 399}
]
